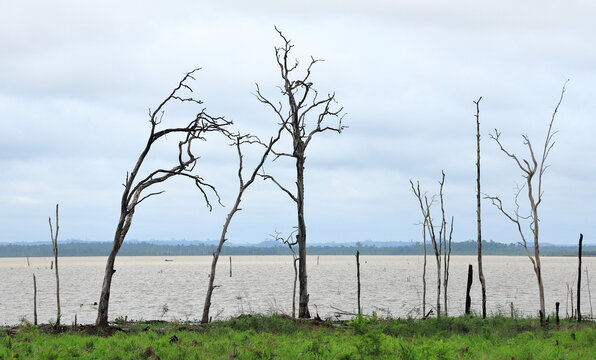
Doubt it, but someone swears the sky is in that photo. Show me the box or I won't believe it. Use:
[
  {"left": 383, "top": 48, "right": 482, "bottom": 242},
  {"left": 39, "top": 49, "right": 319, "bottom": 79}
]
[{"left": 1, "top": 0, "right": 595, "bottom": 245}]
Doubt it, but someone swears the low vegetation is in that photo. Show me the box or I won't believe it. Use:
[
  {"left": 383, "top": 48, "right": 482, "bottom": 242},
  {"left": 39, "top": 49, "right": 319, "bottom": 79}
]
[{"left": 1, "top": 314, "right": 595, "bottom": 359}]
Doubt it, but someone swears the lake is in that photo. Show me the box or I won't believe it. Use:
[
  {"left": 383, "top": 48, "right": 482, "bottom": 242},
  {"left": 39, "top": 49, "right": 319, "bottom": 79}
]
[{"left": 0, "top": 255, "right": 594, "bottom": 325}]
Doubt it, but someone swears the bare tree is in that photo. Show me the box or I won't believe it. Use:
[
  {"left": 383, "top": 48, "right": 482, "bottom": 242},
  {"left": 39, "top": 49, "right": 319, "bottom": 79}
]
[
  {"left": 200, "top": 131, "right": 283, "bottom": 324},
  {"left": 256, "top": 28, "right": 345, "bottom": 318},
  {"left": 474, "top": 96, "right": 487, "bottom": 319},
  {"left": 485, "top": 82, "right": 567, "bottom": 323},
  {"left": 96, "top": 69, "right": 232, "bottom": 327},
  {"left": 271, "top": 229, "right": 299, "bottom": 318},
  {"left": 410, "top": 172, "right": 453, "bottom": 317},
  {"left": 48, "top": 204, "right": 61, "bottom": 325}
]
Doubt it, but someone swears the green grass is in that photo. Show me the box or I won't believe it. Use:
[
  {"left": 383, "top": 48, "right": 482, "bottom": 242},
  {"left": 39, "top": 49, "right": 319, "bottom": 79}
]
[{"left": 1, "top": 314, "right": 595, "bottom": 359}]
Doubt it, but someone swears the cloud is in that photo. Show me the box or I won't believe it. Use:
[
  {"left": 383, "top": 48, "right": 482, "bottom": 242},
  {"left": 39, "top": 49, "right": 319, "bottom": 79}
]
[{"left": 1, "top": 0, "right": 595, "bottom": 245}]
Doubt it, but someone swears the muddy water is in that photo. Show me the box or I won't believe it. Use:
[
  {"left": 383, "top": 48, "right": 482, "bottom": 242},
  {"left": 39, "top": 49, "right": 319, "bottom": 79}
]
[{"left": 0, "top": 255, "right": 594, "bottom": 325}]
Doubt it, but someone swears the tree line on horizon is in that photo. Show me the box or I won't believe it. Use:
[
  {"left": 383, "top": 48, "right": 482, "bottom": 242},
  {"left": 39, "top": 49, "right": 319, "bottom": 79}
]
[{"left": 5, "top": 240, "right": 595, "bottom": 258}]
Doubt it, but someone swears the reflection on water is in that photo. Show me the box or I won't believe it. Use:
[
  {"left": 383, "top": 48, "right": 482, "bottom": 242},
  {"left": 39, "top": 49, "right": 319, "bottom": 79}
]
[{"left": 0, "top": 255, "right": 594, "bottom": 325}]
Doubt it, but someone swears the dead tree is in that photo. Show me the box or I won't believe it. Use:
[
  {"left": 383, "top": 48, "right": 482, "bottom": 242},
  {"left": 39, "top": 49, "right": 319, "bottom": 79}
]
[
  {"left": 578, "top": 233, "right": 583, "bottom": 322},
  {"left": 48, "top": 204, "right": 61, "bottom": 326},
  {"left": 96, "top": 69, "right": 232, "bottom": 327},
  {"left": 200, "top": 131, "right": 283, "bottom": 324},
  {"left": 474, "top": 96, "right": 487, "bottom": 319},
  {"left": 271, "top": 229, "right": 299, "bottom": 318},
  {"left": 256, "top": 28, "right": 345, "bottom": 318},
  {"left": 439, "top": 173, "right": 454, "bottom": 316},
  {"left": 485, "top": 82, "right": 567, "bottom": 324},
  {"left": 33, "top": 274, "right": 37, "bottom": 325},
  {"left": 419, "top": 218, "right": 428, "bottom": 317},
  {"left": 410, "top": 173, "right": 454, "bottom": 317}
]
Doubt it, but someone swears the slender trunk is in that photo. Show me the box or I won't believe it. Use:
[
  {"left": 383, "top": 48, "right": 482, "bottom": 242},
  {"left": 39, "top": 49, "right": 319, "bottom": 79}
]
[
  {"left": 435, "top": 254, "right": 441, "bottom": 317},
  {"left": 422, "top": 222, "right": 427, "bottom": 317},
  {"left": 356, "top": 250, "right": 361, "bottom": 315},
  {"left": 475, "top": 97, "right": 487, "bottom": 319},
  {"left": 586, "top": 267, "right": 593, "bottom": 318},
  {"left": 292, "top": 257, "right": 298, "bottom": 318},
  {"left": 33, "top": 274, "right": 37, "bottom": 326},
  {"left": 202, "top": 197, "right": 241, "bottom": 324},
  {"left": 296, "top": 154, "right": 310, "bottom": 318},
  {"left": 578, "top": 233, "right": 583, "bottom": 322},
  {"left": 465, "top": 264, "right": 473, "bottom": 315},
  {"left": 529, "top": 180, "right": 546, "bottom": 323}
]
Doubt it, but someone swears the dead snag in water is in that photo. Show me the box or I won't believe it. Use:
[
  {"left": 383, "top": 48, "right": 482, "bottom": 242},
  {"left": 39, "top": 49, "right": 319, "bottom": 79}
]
[
  {"left": 49, "top": 203, "right": 61, "bottom": 326},
  {"left": 465, "top": 264, "right": 473, "bottom": 315},
  {"left": 578, "top": 233, "right": 583, "bottom": 322},
  {"left": 474, "top": 96, "right": 487, "bottom": 319},
  {"left": 356, "top": 250, "right": 361, "bottom": 315}
]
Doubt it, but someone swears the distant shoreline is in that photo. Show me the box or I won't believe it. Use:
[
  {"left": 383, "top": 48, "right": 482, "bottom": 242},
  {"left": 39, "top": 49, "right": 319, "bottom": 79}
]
[{"left": 0, "top": 240, "right": 593, "bottom": 257}]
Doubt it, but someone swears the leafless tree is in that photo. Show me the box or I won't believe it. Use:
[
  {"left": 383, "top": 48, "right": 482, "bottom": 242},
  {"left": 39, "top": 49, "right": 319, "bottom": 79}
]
[
  {"left": 485, "top": 82, "right": 567, "bottom": 323},
  {"left": 48, "top": 204, "right": 61, "bottom": 325},
  {"left": 200, "top": 130, "right": 284, "bottom": 324},
  {"left": 474, "top": 97, "right": 487, "bottom": 319},
  {"left": 271, "top": 229, "right": 299, "bottom": 318},
  {"left": 410, "top": 172, "right": 454, "bottom": 317},
  {"left": 96, "top": 69, "right": 232, "bottom": 327},
  {"left": 256, "top": 28, "right": 345, "bottom": 318}
]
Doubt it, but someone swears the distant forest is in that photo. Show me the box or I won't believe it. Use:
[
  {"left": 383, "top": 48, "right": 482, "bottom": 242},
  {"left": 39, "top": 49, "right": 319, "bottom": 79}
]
[{"left": 0, "top": 240, "right": 593, "bottom": 257}]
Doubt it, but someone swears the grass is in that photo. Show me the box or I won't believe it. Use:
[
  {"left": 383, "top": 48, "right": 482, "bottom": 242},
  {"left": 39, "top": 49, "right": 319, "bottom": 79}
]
[{"left": 1, "top": 314, "right": 595, "bottom": 359}]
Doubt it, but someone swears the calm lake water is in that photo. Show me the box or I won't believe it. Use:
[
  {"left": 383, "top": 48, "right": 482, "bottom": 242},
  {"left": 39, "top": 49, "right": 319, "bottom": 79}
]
[{"left": 0, "top": 255, "right": 594, "bottom": 325}]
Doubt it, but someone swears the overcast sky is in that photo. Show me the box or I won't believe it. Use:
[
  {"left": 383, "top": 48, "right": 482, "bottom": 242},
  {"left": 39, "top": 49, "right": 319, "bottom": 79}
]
[{"left": 1, "top": 0, "right": 595, "bottom": 245}]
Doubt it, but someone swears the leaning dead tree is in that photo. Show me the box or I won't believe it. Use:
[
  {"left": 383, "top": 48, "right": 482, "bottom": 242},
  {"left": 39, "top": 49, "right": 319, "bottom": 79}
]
[
  {"left": 48, "top": 204, "right": 61, "bottom": 325},
  {"left": 485, "top": 82, "right": 567, "bottom": 324},
  {"left": 474, "top": 97, "right": 487, "bottom": 319},
  {"left": 200, "top": 130, "right": 283, "bottom": 324},
  {"left": 410, "top": 172, "right": 454, "bottom": 317},
  {"left": 256, "top": 28, "right": 345, "bottom": 318},
  {"left": 96, "top": 69, "right": 232, "bottom": 327},
  {"left": 271, "top": 229, "right": 299, "bottom": 318}
]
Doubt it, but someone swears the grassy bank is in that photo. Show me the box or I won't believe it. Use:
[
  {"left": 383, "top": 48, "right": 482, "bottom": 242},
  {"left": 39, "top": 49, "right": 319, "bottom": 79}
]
[{"left": 1, "top": 314, "right": 595, "bottom": 359}]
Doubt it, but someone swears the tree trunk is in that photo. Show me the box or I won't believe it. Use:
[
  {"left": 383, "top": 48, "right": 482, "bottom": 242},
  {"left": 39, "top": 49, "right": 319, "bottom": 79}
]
[
  {"left": 422, "top": 222, "right": 427, "bottom": 317},
  {"left": 296, "top": 154, "right": 310, "bottom": 318},
  {"left": 475, "top": 97, "right": 487, "bottom": 319},
  {"left": 33, "top": 274, "right": 37, "bottom": 326},
  {"left": 292, "top": 257, "right": 298, "bottom": 318},
  {"left": 465, "top": 264, "right": 473, "bottom": 315},
  {"left": 356, "top": 250, "right": 361, "bottom": 315},
  {"left": 578, "top": 233, "right": 583, "bottom": 322},
  {"left": 435, "top": 254, "right": 441, "bottom": 317},
  {"left": 96, "top": 245, "right": 119, "bottom": 327}
]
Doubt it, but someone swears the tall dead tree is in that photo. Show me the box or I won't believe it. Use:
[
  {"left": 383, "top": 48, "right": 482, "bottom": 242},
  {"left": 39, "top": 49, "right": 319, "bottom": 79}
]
[
  {"left": 200, "top": 131, "right": 283, "bottom": 324},
  {"left": 271, "top": 229, "right": 299, "bottom": 318},
  {"left": 474, "top": 96, "right": 487, "bottom": 319},
  {"left": 256, "top": 28, "right": 345, "bottom": 318},
  {"left": 96, "top": 69, "right": 232, "bottom": 327},
  {"left": 485, "top": 82, "right": 567, "bottom": 324},
  {"left": 410, "top": 172, "right": 454, "bottom": 317},
  {"left": 48, "top": 204, "right": 61, "bottom": 325}
]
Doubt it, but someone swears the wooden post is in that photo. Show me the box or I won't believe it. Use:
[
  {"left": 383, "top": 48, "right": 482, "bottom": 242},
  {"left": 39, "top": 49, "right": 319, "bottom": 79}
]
[
  {"left": 465, "top": 264, "right": 473, "bottom": 315},
  {"left": 578, "top": 233, "right": 583, "bottom": 323},
  {"left": 33, "top": 274, "right": 38, "bottom": 326},
  {"left": 356, "top": 250, "right": 361, "bottom": 315},
  {"left": 510, "top": 302, "right": 514, "bottom": 318},
  {"left": 555, "top": 302, "right": 560, "bottom": 326},
  {"left": 317, "top": 256, "right": 319, "bottom": 265},
  {"left": 229, "top": 256, "right": 232, "bottom": 277}
]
